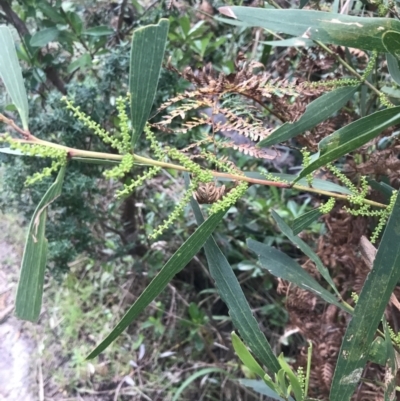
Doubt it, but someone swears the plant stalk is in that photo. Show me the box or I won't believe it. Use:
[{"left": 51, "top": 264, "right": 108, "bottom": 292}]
[{"left": 4, "top": 134, "right": 387, "bottom": 209}]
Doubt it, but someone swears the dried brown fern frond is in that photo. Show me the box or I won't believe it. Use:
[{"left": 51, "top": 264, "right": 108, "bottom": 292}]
[
  {"left": 344, "top": 148, "right": 400, "bottom": 187},
  {"left": 219, "top": 141, "right": 278, "bottom": 160},
  {"left": 176, "top": 114, "right": 212, "bottom": 134},
  {"left": 156, "top": 56, "right": 327, "bottom": 164},
  {"left": 217, "top": 155, "right": 241, "bottom": 173},
  {"left": 180, "top": 136, "right": 213, "bottom": 153},
  {"left": 215, "top": 107, "right": 271, "bottom": 142},
  {"left": 158, "top": 99, "right": 209, "bottom": 125},
  {"left": 150, "top": 123, "right": 174, "bottom": 134},
  {"left": 156, "top": 92, "right": 208, "bottom": 115},
  {"left": 166, "top": 57, "right": 300, "bottom": 102}
]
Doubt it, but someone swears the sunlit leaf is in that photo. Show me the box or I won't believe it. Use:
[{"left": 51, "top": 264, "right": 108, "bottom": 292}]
[
  {"left": 0, "top": 147, "right": 26, "bottom": 156},
  {"left": 239, "top": 379, "right": 288, "bottom": 401},
  {"left": 260, "top": 37, "right": 314, "bottom": 47},
  {"left": 277, "top": 354, "right": 303, "bottom": 401},
  {"left": 231, "top": 332, "right": 267, "bottom": 377}
]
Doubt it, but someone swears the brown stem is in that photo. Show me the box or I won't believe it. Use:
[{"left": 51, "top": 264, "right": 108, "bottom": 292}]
[
  {"left": 1, "top": 111, "right": 387, "bottom": 209},
  {"left": 0, "top": 114, "right": 31, "bottom": 139}
]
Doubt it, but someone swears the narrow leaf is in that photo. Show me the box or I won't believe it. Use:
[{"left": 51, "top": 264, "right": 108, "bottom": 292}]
[
  {"left": 30, "top": 27, "right": 60, "bottom": 47},
  {"left": 245, "top": 172, "right": 352, "bottom": 195},
  {"left": 0, "top": 26, "right": 29, "bottom": 129},
  {"left": 330, "top": 192, "right": 400, "bottom": 401},
  {"left": 271, "top": 210, "right": 341, "bottom": 298},
  {"left": 240, "top": 379, "right": 287, "bottom": 401},
  {"left": 67, "top": 53, "right": 92, "bottom": 74},
  {"left": 247, "top": 239, "right": 347, "bottom": 311},
  {"left": 190, "top": 194, "right": 280, "bottom": 373},
  {"left": 367, "top": 337, "right": 386, "bottom": 365},
  {"left": 15, "top": 166, "right": 66, "bottom": 321},
  {"left": 0, "top": 147, "right": 26, "bottom": 156},
  {"left": 87, "top": 209, "right": 226, "bottom": 359},
  {"left": 231, "top": 332, "right": 267, "bottom": 378},
  {"left": 360, "top": 83, "right": 368, "bottom": 117},
  {"left": 291, "top": 208, "right": 322, "bottom": 235},
  {"left": 300, "top": 0, "right": 309, "bottom": 9},
  {"left": 172, "top": 368, "right": 231, "bottom": 401},
  {"left": 296, "top": 107, "right": 400, "bottom": 181},
  {"left": 381, "top": 86, "right": 400, "bottom": 99},
  {"left": 382, "top": 30, "right": 400, "bottom": 59},
  {"left": 130, "top": 19, "right": 169, "bottom": 147},
  {"left": 368, "top": 179, "right": 394, "bottom": 203},
  {"left": 213, "top": 16, "right": 251, "bottom": 27},
  {"left": 37, "top": 2, "right": 66, "bottom": 24},
  {"left": 331, "top": 0, "right": 340, "bottom": 13},
  {"left": 218, "top": 7, "right": 400, "bottom": 51},
  {"left": 258, "top": 86, "right": 358, "bottom": 147},
  {"left": 71, "top": 156, "right": 120, "bottom": 166},
  {"left": 277, "top": 354, "right": 303, "bottom": 401},
  {"left": 83, "top": 26, "right": 114, "bottom": 36},
  {"left": 67, "top": 12, "right": 83, "bottom": 36},
  {"left": 386, "top": 53, "right": 400, "bottom": 86}
]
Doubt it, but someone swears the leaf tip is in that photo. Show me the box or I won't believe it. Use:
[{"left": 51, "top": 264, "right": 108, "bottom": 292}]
[{"left": 218, "top": 6, "right": 237, "bottom": 19}]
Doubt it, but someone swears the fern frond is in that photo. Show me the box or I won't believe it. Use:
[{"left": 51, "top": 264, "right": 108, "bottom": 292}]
[
  {"left": 262, "top": 77, "right": 298, "bottom": 97},
  {"left": 216, "top": 107, "right": 271, "bottom": 142},
  {"left": 176, "top": 114, "right": 212, "bottom": 134},
  {"left": 156, "top": 92, "right": 209, "bottom": 114},
  {"left": 149, "top": 123, "right": 174, "bottom": 134},
  {"left": 180, "top": 136, "right": 213, "bottom": 153},
  {"left": 158, "top": 100, "right": 207, "bottom": 125},
  {"left": 220, "top": 141, "right": 278, "bottom": 159},
  {"left": 167, "top": 59, "right": 300, "bottom": 101},
  {"left": 214, "top": 155, "right": 242, "bottom": 173}
]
